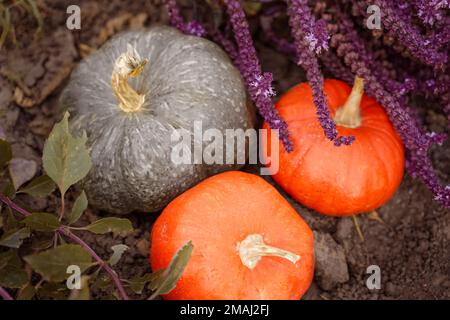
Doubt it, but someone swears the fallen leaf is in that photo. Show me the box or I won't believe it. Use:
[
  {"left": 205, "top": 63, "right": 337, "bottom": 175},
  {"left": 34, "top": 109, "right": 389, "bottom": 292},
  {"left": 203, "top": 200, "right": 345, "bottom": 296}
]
[
  {"left": 108, "top": 244, "right": 129, "bottom": 266},
  {"left": 136, "top": 238, "right": 149, "bottom": 257},
  {"left": 4, "top": 28, "right": 76, "bottom": 108},
  {"left": 368, "top": 211, "right": 384, "bottom": 224},
  {"left": 8, "top": 158, "right": 38, "bottom": 190}
]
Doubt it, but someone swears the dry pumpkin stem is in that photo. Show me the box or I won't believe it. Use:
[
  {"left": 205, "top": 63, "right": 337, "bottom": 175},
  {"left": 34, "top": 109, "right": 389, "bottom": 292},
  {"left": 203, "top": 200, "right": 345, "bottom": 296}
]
[
  {"left": 351, "top": 215, "right": 365, "bottom": 242},
  {"left": 237, "top": 234, "right": 300, "bottom": 269},
  {"left": 334, "top": 77, "right": 364, "bottom": 129},
  {"left": 368, "top": 210, "right": 384, "bottom": 224},
  {"left": 0, "top": 193, "right": 130, "bottom": 300},
  {"left": 111, "top": 44, "right": 148, "bottom": 113}
]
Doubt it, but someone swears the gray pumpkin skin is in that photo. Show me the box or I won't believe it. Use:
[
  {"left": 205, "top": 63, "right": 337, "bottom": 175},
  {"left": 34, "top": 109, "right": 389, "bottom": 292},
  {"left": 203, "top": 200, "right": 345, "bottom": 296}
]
[{"left": 60, "top": 26, "right": 254, "bottom": 214}]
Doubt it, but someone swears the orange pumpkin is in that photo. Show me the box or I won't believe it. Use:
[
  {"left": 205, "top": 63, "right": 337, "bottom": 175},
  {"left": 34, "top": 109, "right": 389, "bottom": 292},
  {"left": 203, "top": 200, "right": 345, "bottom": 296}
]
[
  {"left": 263, "top": 78, "right": 405, "bottom": 216},
  {"left": 150, "top": 171, "right": 314, "bottom": 300}
]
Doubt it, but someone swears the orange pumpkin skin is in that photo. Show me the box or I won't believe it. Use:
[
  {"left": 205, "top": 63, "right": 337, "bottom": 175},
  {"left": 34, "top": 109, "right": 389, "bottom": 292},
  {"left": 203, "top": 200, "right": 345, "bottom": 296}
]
[
  {"left": 263, "top": 79, "right": 405, "bottom": 216},
  {"left": 150, "top": 171, "right": 314, "bottom": 300}
]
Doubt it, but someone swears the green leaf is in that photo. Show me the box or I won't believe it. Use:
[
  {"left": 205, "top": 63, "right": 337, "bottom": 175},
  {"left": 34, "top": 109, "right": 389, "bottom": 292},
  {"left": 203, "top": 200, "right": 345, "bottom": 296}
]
[
  {"left": 17, "top": 283, "right": 36, "bottom": 300},
  {"left": 108, "top": 244, "right": 129, "bottom": 266},
  {"left": 66, "top": 191, "right": 87, "bottom": 225},
  {"left": 4, "top": 208, "right": 18, "bottom": 231},
  {"left": 0, "top": 227, "right": 30, "bottom": 248},
  {"left": 149, "top": 241, "right": 193, "bottom": 298},
  {"left": 0, "top": 139, "right": 12, "bottom": 168},
  {"left": 42, "top": 112, "right": 92, "bottom": 198},
  {"left": 79, "top": 218, "right": 133, "bottom": 235},
  {"left": 37, "top": 282, "right": 68, "bottom": 300},
  {"left": 128, "top": 271, "right": 162, "bottom": 294},
  {"left": 1, "top": 180, "right": 16, "bottom": 198},
  {"left": 22, "top": 212, "right": 60, "bottom": 232},
  {"left": 0, "top": 250, "right": 13, "bottom": 270},
  {"left": 18, "top": 175, "right": 56, "bottom": 198},
  {"left": 31, "top": 238, "right": 54, "bottom": 250},
  {"left": 0, "top": 251, "right": 29, "bottom": 288},
  {"left": 24, "top": 244, "right": 93, "bottom": 282}
]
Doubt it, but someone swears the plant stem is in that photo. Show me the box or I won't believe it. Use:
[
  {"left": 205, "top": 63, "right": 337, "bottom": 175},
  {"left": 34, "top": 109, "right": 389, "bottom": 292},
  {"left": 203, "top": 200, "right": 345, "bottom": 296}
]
[
  {"left": 0, "top": 193, "right": 130, "bottom": 300},
  {"left": 0, "top": 286, "right": 13, "bottom": 300},
  {"left": 0, "top": 194, "right": 31, "bottom": 217},
  {"left": 58, "top": 227, "right": 129, "bottom": 300},
  {"left": 59, "top": 195, "right": 65, "bottom": 221}
]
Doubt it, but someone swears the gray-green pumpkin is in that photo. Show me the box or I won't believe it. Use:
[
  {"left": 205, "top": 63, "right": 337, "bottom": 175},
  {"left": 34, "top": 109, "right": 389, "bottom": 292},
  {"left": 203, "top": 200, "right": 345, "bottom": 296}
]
[{"left": 60, "top": 26, "right": 254, "bottom": 214}]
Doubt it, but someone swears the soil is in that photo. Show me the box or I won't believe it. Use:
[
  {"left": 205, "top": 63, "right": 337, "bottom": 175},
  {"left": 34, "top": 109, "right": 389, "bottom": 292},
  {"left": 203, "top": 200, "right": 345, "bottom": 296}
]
[{"left": 0, "top": 0, "right": 448, "bottom": 300}]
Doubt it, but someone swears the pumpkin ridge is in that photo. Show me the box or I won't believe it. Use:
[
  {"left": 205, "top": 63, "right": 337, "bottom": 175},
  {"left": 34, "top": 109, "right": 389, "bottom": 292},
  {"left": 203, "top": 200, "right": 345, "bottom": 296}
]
[
  {"left": 341, "top": 136, "right": 359, "bottom": 208},
  {"left": 362, "top": 127, "right": 405, "bottom": 175},
  {"left": 360, "top": 134, "right": 391, "bottom": 208},
  {"left": 361, "top": 123, "right": 404, "bottom": 155},
  {"left": 283, "top": 142, "right": 315, "bottom": 192}
]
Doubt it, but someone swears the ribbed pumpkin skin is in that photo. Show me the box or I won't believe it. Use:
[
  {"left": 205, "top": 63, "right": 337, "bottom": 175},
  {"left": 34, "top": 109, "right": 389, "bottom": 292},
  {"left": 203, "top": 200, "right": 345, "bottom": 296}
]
[
  {"left": 263, "top": 79, "right": 405, "bottom": 216},
  {"left": 150, "top": 171, "right": 314, "bottom": 300},
  {"left": 60, "top": 26, "right": 253, "bottom": 214}
]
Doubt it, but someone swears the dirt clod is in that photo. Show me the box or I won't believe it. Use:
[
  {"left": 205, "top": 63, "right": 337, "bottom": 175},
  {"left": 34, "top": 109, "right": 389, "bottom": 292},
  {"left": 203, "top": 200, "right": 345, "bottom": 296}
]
[{"left": 313, "top": 231, "right": 349, "bottom": 290}]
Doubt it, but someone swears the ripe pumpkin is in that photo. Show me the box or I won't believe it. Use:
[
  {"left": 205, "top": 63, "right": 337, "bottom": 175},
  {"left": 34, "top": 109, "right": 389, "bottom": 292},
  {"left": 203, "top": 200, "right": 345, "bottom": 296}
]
[
  {"left": 263, "top": 78, "right": 405, "bottom": 216},
  {"left": 150, "top": 171, "right": 314, "bottom": 300},
  {"left": 60, "top": 26, "right": 254, "bottom": 214}
]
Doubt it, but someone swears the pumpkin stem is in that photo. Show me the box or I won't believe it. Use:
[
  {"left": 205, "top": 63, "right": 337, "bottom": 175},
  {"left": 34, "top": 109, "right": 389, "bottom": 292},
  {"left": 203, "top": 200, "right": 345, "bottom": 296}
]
[
  {"left": 334, "top": 76, "right": 364, "bottom": 128},
  {"left": 237, "top": 234, "right": 300, "bottom": 269},
  {"left": 111, "top": 44, "right": 148, "bottom": 113}
]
